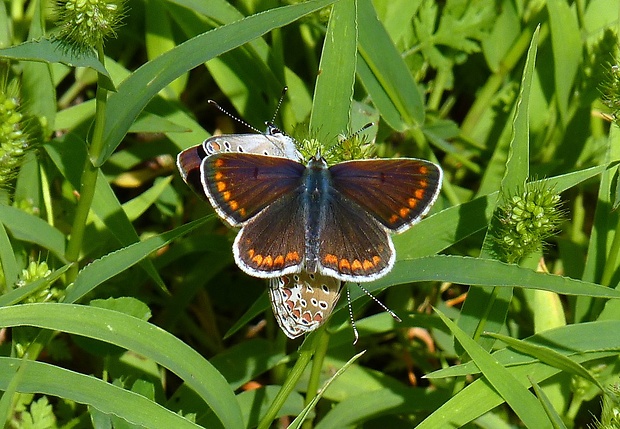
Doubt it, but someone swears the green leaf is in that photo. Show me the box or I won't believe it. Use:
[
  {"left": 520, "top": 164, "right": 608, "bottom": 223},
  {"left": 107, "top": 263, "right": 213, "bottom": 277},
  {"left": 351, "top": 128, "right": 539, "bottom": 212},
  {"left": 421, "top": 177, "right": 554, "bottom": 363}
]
[
  {"left": 419, "top": 350, "right": 615, "bottom": 428},
  {"left": 0, "top": 357, "right": 201, "bottom": 428},
  {"left": 343, "top": 255, "right": 620, "bottom": 304},
  {"left": 547, "top": 0, "right": 581, "bottom": 125},
  {"left": 0, "top": 303, "right": 243, "bottom": 428},
  {"left": 43, "top": 136, "right": 165, "bottom": 288},
  {"left": 0, "top": 38, "right": 114, "bottom": 91},
  {"left": 357, "top": 0, "right": 424, "bottom": 129},
  {"left": 316, "top": 386, "right": 447, "bottom": 428},
  {"left": 209, "top": 339, "right": 286, "bottom": 390},
  {"left": 121, "top": 176, "right": 173, "bottom": 222},
  {"left": 310, "top": 0, "right": 357, "bottom": 143},
  {"left": 434, "top": 308, "right": 551, "bottom": 428},
  {"left": 0, "top": 265, "right": 71, "bottom": 307},
  {"left": 487, "top": 332, "right": 606, "bottom": 392},
  {"left": 96, "top": 0, "right": 335, "bottom": 166},
  {"left": 0, "top": 205, "right": 66, "bottom": 261},
  {"left": 428, "top": 321, "right": 620, "bottom": 378},
  {"left": 65, "top": 217, "right": 209, "bottom": 303},
  {"left": 289, "top": 351, "right": 365, "bottom": 429},
  {"left": 529, "top": 377, "right": 569, "bottom": 429},
  {"left": 0, "top": 221, "right": 18, "bottom": 289}
]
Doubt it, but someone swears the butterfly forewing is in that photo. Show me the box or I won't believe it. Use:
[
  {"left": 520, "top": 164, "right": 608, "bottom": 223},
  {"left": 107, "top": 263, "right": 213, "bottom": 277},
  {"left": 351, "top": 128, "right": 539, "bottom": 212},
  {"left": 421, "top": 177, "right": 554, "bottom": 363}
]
[
  {"left": 201, "top": 153, "right": 306, "bottom": 226},
  {"left": 329, "top": 159, "right": 442, "bottom": 233},
  {"left": 176, "top": 130, "right": 301, "bottom": 201}
]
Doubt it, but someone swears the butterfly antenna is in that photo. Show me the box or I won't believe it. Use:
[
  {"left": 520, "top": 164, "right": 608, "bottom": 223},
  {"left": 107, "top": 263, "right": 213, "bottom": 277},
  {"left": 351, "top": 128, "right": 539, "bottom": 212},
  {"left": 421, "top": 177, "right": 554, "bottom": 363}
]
[
  {"left": 208, "top": 100, "right": 262, "bottom": 134},
  {"left": 270, "top": 86, "right": 288, "bottom": 124},
  {"left": 355, "top": 283, "right": 402, "bottom": 323},
  {"left": 340, "top": 122, "right": 375, "bottom": 143},
  {"left": 347, "top": 286, "right": 360, "bottom": 345}
]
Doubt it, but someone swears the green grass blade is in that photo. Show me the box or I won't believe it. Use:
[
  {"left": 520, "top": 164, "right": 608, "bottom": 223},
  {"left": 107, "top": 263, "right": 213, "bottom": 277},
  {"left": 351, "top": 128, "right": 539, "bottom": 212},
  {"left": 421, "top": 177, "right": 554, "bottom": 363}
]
[
  {"left": 435, "top": 308, "right": 551, "bottom": 428},
  {"left": 456, "top": 26, "right": 540, "bottom": 352},
  {"left": 0, "top": 39, "right": 114, "bottom": 90},
  {"left": 429, "top": 320, "right": 620, "bottom": 378},
  {"left": 64, "top": 217, "right": 209, "bottom": 303},
  {"left": 289, "top": 351, "right": 365, "bottom": 429},
  {"left": 96, "top": 0, "right": 335, "bottom": 166},
  {"left": 0, "top": 357, "right": 202, "bottom": 428},
  {"left": 529, "top": 377, "right": 569, "bottom": 429},
  {"left": 0, "top": 303, "right": 242, "bottom": 428},
  {"left": 0, "top": 221, "right": 18, "bottom": 288},
  {"left": 0, "top": 205, "right": 66, "bottom": 261},
  {"left": 546, "top": 1, "right": 580, "bottom": 125},
  {"left": 352, "top": 255, "right": 620, "bottom": 300},
  {"left": 309, "top": 0, "right": 357, "bottom": 142},
  {"left": 487, "top": 332, "right": 606, "bottom": 392},
  {"left": 419, "top": 350, "right": 614, "bottom": 428},
  {"left": 357, "top": 0, "right": 424, "bottom": 129}
]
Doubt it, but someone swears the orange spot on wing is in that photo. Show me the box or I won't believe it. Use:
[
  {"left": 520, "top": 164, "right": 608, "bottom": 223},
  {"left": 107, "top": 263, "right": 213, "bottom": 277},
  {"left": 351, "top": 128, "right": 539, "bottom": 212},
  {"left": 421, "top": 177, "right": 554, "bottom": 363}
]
[
  {"left": 261, "top": 255, "right": 274, "bottom": 269},
  {"left": 415, "top": 188, "right": 425, "bottom": 200},
  {"left": 389, "top": 214, "right": 399, "bottom": 224},
  {"left": 362, "top": 259, "right": 375, "bottom": 270},
  {"left": 408, "top": 198, "right": 418, "bottom": 208},
  {"left": 339, "top": 258, "right": 351, "bottom": 272},
  {"left": 214, "top": 172, "right": 223, "bottom": 180},
  {"left": 351, "top": 259, "right": 363, "bottom": 272},
  {"left": 217, "top": 182, "right": 227, "bottom": 192},
  {"left": 399, "top": 207, "right": 410, "bottom": 218},
  {"left": 324, "top": 254, "right": 338, "bottom": 266},
  {"left": 373, "top": 256, "right": 381, "bottom": 265},
  {"left": 229, "top": 200, "right": 238, "bottom": 210},
  {"left": 286, "top": 251, "right": 300, "bottom": 263},
  {"left": 214, "top": 159, "right": 225, "bottom": 167},
  {"left": 419, "top": 166, "right": 428, "bottom": 174},
  {"left": 251, "top": 254, "right": 263, "bottom": 266},
  {"left": 274, "top": 255, "right": 285, "bottom": 268}
]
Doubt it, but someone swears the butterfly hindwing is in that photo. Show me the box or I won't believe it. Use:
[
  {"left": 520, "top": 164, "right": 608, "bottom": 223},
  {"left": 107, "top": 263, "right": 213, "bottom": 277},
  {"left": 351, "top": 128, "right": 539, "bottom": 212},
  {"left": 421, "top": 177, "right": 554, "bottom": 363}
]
[
  {"left": 269, "top": 272, "right": 343, "bottom": 338},
  {"left": 315, "top": 189, "right": 395, "bottom": 282},
  {"left": 329, "top": 159, "right": 442, "bottom": 232},
  {"left": 176, "top": 144, "right": 208, "bottom": 199},
  {"left": 203, "top": 132, "right": 301, "bottom": 160},
  {"left": 201, "top": 153, "right": 306, "bottom": 226},
  {"left": 234, "top": 190, "right": 306, "bottom": 277}
]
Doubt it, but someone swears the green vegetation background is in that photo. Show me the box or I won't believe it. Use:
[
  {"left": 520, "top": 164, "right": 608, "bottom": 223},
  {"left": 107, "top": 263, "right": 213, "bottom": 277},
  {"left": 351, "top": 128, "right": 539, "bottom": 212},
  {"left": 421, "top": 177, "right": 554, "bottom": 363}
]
[{"left": 0, "top": 0, "right": 619, "bottom": 428}]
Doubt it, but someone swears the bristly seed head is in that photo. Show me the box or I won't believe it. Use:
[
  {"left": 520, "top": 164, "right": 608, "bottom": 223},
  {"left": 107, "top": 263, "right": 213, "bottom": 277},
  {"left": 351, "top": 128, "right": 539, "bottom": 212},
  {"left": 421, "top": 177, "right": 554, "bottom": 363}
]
[
  {"left": 490, "top": 182, "right": 565, "bottom": 264},
  {"left": 55, "top": 0, "right": 125, "bottom": 52},
  {"left": 0, "top": 93, "right": 29, "bottom": 188}
]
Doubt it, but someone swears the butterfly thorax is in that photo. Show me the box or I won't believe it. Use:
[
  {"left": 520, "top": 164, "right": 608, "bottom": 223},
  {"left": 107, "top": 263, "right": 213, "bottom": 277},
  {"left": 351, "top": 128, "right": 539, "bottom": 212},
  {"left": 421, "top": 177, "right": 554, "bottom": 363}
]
[{"left": 302, "top": 156, "right": 331, "bottom": 274}]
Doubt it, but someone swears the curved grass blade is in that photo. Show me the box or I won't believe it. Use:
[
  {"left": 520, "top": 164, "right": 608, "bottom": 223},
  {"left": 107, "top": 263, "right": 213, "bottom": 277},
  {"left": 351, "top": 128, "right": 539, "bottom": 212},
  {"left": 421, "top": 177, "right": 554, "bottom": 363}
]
[
  {"left": 0, "top": 357, "right": 201, "bottom": 428},
  {"left": 96, "top": 0, "right": 335, "bottom": 166},
  {"left": 0, "top": 303, "right": 242, "bottom": 428}
]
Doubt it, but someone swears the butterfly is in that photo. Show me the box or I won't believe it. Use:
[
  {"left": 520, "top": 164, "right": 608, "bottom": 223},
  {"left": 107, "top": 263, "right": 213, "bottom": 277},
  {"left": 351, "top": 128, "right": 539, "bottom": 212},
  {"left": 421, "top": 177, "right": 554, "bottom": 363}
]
[
  {"left": 269, "top": 271, "right": 343, "bottom": 339},
  {"left": 178, "top": 124, "right": 347, "bottom": 337},
  {"left": 198, "top": 152, "right": 442, "bottom": 282}
]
